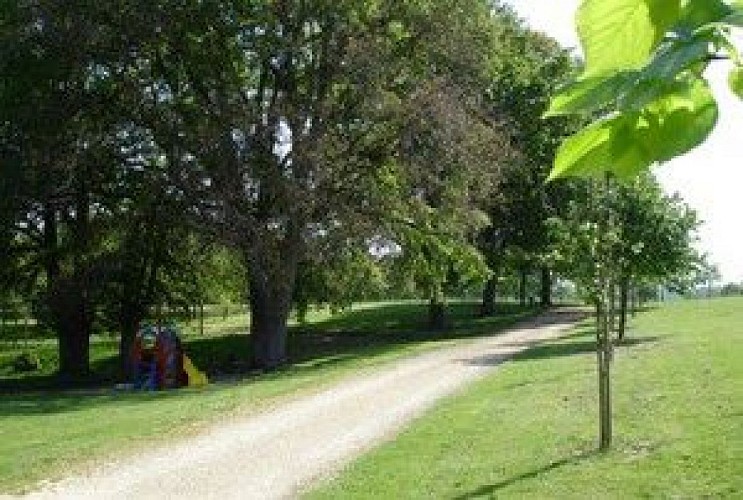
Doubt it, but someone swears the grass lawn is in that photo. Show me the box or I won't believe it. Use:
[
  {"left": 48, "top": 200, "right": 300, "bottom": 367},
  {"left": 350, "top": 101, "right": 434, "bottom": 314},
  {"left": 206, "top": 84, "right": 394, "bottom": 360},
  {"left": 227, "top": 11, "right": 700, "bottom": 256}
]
[
  {"left": 0, "top": 301, "right": 538, "bottom": 493},
  {"left": 307, "top": 297, "right": 743, "bottom": 499}
]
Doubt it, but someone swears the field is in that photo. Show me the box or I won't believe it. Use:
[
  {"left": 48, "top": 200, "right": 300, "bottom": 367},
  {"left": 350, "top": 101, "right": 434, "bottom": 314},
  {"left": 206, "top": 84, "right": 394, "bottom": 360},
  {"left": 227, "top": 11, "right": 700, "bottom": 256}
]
[
  {"left": 308, "top": 297, "right": 743, "bottom": 499},
  {"left": 0, "top": 301, "right": 538, "bottom": 493}
]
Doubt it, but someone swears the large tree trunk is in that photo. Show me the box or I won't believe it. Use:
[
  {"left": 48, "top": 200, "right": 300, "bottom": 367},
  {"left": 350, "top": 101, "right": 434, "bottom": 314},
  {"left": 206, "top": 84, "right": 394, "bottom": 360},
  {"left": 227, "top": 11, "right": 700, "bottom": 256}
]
[
  {"left": 43, "top": 204, "right": 91, "bottom": 381},
  {"left": 540, "top": 267, "right": 552, "bottom": 307},
  {"left": 247, "top": 232, "right": 299, "bottom": 370},
  {"left": 249, "top": 274, "right": 294, "bottom": 369},
  {"left": 52, "top": 286, "right": 93, "bottom": 383},
  {"left": 481, "top": 276, "right": 497, "bottom": 317},
  {"left": 58, "top": 313, "right": 92, "bottom": 382}
]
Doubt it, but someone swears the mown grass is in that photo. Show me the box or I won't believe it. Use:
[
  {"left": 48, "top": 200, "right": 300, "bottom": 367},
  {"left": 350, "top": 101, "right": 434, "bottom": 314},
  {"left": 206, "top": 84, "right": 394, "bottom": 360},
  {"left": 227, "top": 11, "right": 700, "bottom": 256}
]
[
  {"left": 307, "top": 297, "right": 743, "bottom": 499},
  {"left": 0, "top": 301, "right": 538, "bottom": 493}
]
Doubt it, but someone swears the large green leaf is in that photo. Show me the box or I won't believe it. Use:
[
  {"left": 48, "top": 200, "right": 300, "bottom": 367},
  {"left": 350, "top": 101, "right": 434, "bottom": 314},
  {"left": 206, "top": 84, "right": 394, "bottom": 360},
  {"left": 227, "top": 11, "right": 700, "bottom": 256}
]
[
  {"left": 641, "top": 77, "right": 718, "bottom": 163},
  {"left": 549, "top": 115, "right": 629, "bottom": 180},
  {"left": 577, "top": 0, "right": 681, "bottom": 76},
  {"left": 550, "top": 77, "right": 718, "bottom": 181},
  {"left": 548, "top": 34, "right": 710, "bottom": 118},
  {"left": 545, "top": 72, "right": 638, "bottom": 117},
  {"left": 640, "top": 36, "right": 711, "bottom": 81}
]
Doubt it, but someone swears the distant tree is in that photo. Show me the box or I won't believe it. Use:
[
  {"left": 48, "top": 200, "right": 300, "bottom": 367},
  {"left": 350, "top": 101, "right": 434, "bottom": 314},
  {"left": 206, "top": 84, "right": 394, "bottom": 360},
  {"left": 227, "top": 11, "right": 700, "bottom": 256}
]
[
  {"left": 720, "top": 282, "right": 743, "bottom": 296},
  {"left": 478, "top": 7, "right": 581, "bottom": 313},
  {"left": 613, "top": 174, "right": 701, "bottom": 339}
]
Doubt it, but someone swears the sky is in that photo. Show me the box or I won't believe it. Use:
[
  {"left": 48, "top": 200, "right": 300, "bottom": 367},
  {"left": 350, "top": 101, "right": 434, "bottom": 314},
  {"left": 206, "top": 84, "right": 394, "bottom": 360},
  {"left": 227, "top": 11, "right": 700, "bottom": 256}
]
[{"left": 508, "top": 0, "right": 743, "bottom": 283}]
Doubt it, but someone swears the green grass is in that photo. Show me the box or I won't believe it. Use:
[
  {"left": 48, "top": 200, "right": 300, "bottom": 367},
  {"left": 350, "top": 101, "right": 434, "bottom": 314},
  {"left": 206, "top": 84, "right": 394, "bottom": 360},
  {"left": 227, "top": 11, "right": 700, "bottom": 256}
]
[
  {"left": 307, "top": 297, "right": 743, "bottom": 499},
  {"left": 0, "top": 301, "right": 538, "bottom": 493}
]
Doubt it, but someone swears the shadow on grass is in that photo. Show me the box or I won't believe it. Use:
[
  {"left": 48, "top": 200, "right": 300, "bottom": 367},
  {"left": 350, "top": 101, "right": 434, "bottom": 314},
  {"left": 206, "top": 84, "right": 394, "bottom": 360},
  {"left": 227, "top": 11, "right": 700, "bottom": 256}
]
[
  {"left": 453, "top": 451, "right": 596, "bottom": 499},
  {"left": 0, "top": 386, "right": 200, "bottom": 417},
  {"left": 0, "top": 302, "right": 552, "bottom": 414}
]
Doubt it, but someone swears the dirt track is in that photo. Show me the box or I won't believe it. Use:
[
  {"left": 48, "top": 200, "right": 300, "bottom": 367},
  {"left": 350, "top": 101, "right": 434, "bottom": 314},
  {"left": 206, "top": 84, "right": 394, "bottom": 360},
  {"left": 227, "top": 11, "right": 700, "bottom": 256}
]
[{"left": 24, "top": 309, "right": 584, "bottom": 500}]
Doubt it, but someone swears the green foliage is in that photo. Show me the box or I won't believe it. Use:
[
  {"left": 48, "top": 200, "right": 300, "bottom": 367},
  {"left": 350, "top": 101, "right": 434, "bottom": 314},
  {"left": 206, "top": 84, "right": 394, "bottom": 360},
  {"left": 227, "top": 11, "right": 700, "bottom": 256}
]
[
  {"left": 549, "top": 173, "right": 699, "bottom": 302},
  {"left": 548, "top": 0, "right": 743, "bottom": 179},
  {"left": 577, "top": 0, "right": 680, "bottom": 76},
  {"left": 479, "top": 10, "right": 581, "bottom": 292}
]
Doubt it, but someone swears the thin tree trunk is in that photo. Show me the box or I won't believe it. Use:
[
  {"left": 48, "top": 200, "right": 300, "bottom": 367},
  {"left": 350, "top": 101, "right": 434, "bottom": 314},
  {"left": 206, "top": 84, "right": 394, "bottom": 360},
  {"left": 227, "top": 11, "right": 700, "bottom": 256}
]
[
  {"left": 630, "top": 285, "right": 637, "bottom": 318},
  {"left": 199, "top": 301, "right": 205, "bottom": 336},
  {"left": 596, "top": 300, "right": 612, "bottom": 451},
  {"left": 481, "top": 276, "right": 497, "bottom": 316},
  {"left": 540, "top": 267, "right": 552, "bottom": 307},
  {"left": 608, "top": 284, "right": 617, "bottom": 335},
  {"left": 618, "top": 276, "right": 629, "bottom": 341},
  {"left": 519, "top": 268, "right": 528, "bottom": 306},
  {"left": 428, "top": 283, "right": 446, "bottom": 330}
]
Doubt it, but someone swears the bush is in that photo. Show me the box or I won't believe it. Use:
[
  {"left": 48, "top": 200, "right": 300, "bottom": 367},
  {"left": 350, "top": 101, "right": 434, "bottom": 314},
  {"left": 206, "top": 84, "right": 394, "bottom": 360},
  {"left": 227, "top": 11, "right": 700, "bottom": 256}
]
[{"left": 12, "top": 352, "right": 42, "bottom": 373}]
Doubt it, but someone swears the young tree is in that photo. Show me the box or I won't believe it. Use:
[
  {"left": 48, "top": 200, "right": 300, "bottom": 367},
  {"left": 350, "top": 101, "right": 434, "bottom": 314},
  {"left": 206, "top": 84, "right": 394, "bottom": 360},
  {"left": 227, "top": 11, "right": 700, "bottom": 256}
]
[{"left": 541, "top": 0, "right": 741, "bottom": 451}]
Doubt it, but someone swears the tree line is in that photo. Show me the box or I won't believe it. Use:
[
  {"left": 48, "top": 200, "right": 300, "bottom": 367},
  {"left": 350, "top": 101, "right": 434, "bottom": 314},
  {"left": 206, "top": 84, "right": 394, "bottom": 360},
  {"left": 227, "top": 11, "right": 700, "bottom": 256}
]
[{"left": 0, "top": 0, "right": 704, "bottom": 382}]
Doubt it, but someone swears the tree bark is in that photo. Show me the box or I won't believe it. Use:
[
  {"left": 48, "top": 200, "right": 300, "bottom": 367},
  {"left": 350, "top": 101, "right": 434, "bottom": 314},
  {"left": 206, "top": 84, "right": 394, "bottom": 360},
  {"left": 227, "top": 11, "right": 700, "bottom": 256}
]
[
  {"left": 540, "top": 267, "right": 552, "bottom": 307},
  {"left": 519, "top": 268, "right": 528, "bottom": 306},
  {"left": 428, "top": 298, "right": 446, "bottom": 330},
  {"left": 247, "top": 237, "right": 299, "bottom": 369},
  {"left": 480, "top": 276, "right": 497, "bottom": 316},
  {"left": 630, "top": 285, "right": 637, "bottom": 318},
  {"left": 249, "top": 275, "right": 294, "bottom": 369},
  {"left": 118, "top": 310, "right": 140, "bottom": 380},
  {"left": 596, "top": 301, "right": 612, "bottom": 451},
  {"left": 618, "top": 276, "right": 629, "bottom": 341},
  {"left": 54, "top": 288, "right": 93, "bottom": 383},
  {"left": 43, "top": 204, "right": 92, "bottom": 381},
  {"left": 58, "top": 322, "right": 91, "bottom": 382}
]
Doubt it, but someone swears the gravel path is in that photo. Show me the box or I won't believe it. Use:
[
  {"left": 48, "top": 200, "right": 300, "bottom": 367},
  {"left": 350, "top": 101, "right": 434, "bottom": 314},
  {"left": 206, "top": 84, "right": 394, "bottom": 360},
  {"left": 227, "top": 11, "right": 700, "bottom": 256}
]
[{"left": 23, "top": 309, "right": 584, "bottom": 500}]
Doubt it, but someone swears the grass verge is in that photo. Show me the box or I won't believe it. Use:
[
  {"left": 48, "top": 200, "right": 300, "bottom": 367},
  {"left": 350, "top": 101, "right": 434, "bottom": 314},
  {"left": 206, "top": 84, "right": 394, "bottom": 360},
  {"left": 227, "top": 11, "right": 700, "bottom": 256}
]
[
  {"left": 0, "top": 301, "right": 538, "bottom": 493},
  {"left": 307, "top": 297, "right": 743, "bottom": 499}
]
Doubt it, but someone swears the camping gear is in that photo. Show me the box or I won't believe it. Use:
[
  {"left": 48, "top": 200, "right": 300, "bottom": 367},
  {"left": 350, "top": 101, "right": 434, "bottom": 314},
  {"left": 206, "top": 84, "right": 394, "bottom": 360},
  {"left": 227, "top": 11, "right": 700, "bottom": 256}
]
[{"left": 130, "top": 325, "right": 208, "bottom": 390}]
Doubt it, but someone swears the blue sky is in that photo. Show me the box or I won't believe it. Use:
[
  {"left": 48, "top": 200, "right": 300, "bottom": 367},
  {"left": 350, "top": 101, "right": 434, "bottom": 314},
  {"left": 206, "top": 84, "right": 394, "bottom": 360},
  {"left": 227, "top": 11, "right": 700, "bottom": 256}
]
[{"left": 508, "top": 0, "right": 743, "bottom": 283}]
